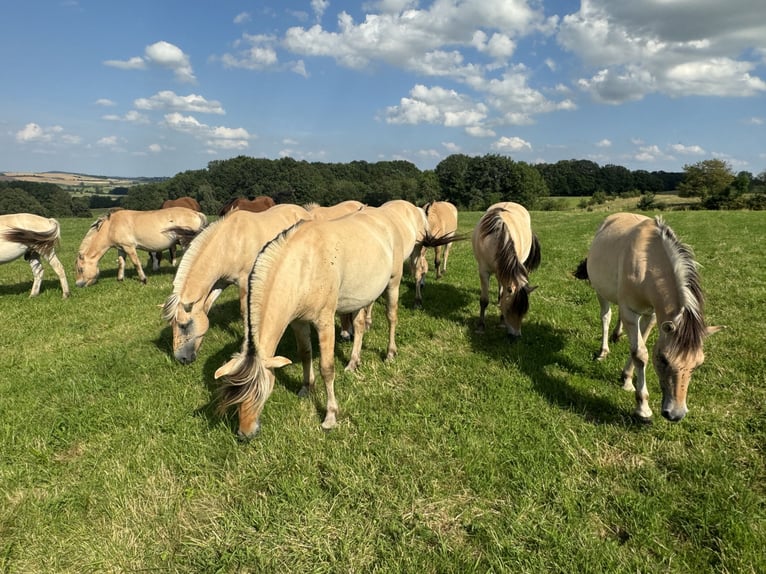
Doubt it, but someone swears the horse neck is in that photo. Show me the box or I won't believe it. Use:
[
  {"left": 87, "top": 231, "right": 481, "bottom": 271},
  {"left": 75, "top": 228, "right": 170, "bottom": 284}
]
[{"left": 81, "top": 221, "right": 112, "bottom": 259}]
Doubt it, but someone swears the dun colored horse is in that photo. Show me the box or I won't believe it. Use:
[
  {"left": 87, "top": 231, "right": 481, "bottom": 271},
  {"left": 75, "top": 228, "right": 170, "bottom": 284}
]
[
  {"left": 214, "top": 202, "right": 454, "bottom": 439},
  {"left": 162, "top": 204, "right": 313, "bottom": 364},
  {"left": 472, "top": 202, "right": 541, "bottom": 338},
  {"left": 0, "top": 213, "right": 70, "bottom": 298},
  {"left": 150, "top": 196, "right": 204, "bottom": 269},
  {"left": 413, "top": 200, "right": 458, "bottom": 307},
  {"left": 218, "top": 195, "right": 275, "bottom": 216},
  {"left": 76, "top": 207, "right": 207, "bottom": 286},
  {"left": 575, "top": 212, "right": 720, "bottom": 422}
]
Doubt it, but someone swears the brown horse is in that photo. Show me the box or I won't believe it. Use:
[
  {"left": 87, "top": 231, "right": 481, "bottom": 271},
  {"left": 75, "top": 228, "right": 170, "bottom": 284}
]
[
  {"left": 575, "top": 213, "right": 721, "bottom": 422},
  {"left": 413, "top": 200, "right": 458, "bottom": 307},
  {"left": 151, "top": 196, "right": 204, "bottom": 269},
  {"left": 472, "top": 202, "right": 541, "bottom": 338},
  {"left": 218, "top": 195, "right": 275, "bottom": 216},
  {"left": 76, "top": 207, "right": 207, "bottom": 286},
  {"left": 0, "top": 213, "right": 70, "bottom": 298},
  {"left": 214, "top": 202, "right": 454, "bottom": 439},
  {"left": 162, "top": 204, "right": 313, "bottom": 364}
]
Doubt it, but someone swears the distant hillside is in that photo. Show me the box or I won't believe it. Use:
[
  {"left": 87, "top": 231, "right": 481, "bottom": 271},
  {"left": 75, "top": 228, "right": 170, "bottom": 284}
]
[{"left": 0, "top": 171, "right": 166, "bottom": 189}]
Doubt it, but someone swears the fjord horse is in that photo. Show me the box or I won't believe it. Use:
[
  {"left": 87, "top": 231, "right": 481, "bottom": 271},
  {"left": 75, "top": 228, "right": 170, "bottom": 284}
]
[
  {"left": 150, "top": 196, "right": 204, "bottom": 270},
  {"left": 75, "top": 207, "right": 207, "bottom": 286},
  {"left": 575, "top": 213, "right": 721, "bottom": 422},
  {"left": 215, "top": 203, "right": 453, "bottom": 439},
  {"left": 0, "top": 213, "right": 70, "bottom": 298},
  {"left": 162, "top": 204, "right": 313, "bottom": 364},
  {"left": 472, "top": 202, "right": 541, "bottom": 338},
  {"left": 413, "top": 200, "right": 458, "bottom": 307},
  {"left": 218, "top": 195, "right": 275, "bottom": 216}
]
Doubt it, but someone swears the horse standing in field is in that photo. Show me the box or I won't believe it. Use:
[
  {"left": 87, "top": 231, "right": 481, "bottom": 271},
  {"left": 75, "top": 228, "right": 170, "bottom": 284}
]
[
  {"left": 413, "top": 200, "right": 458, "bottom": 308},
  {"left": 472, "top": 202, "right": 541, "bottom": 338},
  {"left": 574, "top": 213, "right": 721, "bottom": 422},
  {"left": 150, "top": 196, "right": 204, "bottom": 270},
  {"left": 0, "top": 213, "right": 70, "bottom": 298},
  {"left": 162, "top": 204, "right": 313, "bottom": 364},
  {"left": 218, "top": 195, "right": 275, "bottom": 216},
  {"left": 75, "top": 207, "right": 207, "bottom": 287},
  {"left": 214, "top": 203, "right": 454, "bottom": 439}
]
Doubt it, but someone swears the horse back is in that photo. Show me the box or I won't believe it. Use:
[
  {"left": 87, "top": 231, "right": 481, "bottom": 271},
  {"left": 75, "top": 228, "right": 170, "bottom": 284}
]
[{"left": 426, "top": 201, "right": 458, "bottom": 237}]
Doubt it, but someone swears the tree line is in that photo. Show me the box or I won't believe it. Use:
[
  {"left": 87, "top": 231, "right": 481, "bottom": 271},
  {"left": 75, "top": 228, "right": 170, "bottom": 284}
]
[{"left": 2, "top": 155, "right": 764, "bottom": 216}]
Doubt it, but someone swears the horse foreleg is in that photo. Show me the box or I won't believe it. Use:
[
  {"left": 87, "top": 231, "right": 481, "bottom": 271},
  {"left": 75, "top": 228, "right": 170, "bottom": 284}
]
[
  {"left": 439, "top": 242, "right": 453, "bottom": 278},
  {"left": 345, "top": 309, "right": 368, "bottom": 372},
  {"left": 291, "top": 321, "right": 315, "bottom": 397},
  {"left": 621, "top": 313, "right": 656, "bottom": 390},
  {"left": 123, "top": 247, "right": 147, "bottom": 284},
  {"left": 622, "top": 308, "right": 653, "bottom": 420},
  {"left": 46, "top": 252, "right": 70, "bottom": 298},
  {"left": 596, "top": 295, "right": 612, "bottom": 360},
  {"left": 316, "top": 315, "right": 339, "bottom": 430},
  {"left": 476, "top": 270, "right": 491, "bottom": 333},
  {"left": 27, "top": 253, "right": 44, "bottom": 297}
]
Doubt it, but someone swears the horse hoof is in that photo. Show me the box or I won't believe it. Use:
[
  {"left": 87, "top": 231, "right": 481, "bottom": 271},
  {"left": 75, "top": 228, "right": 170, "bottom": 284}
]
[
  {"left": 634, "top": 414, "right": 653, "bottom": 426},
  {"left": 297, "top": 386, "right": 311, "bottom": 398},
  {"left": 237, "top": 428, "right": 260, "bottom": 441}
]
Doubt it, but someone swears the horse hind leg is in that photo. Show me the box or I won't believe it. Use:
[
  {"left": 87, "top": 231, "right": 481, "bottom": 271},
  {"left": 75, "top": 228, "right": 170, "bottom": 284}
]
[
  {"left": 290, "top": 321, "right": 315, "bottom": 398},
  {"left": 345, "top": 308, "right": 368, "bottom": 372},
  {"left": 316, "top": 316, "right": 339, "bottom": 430},
  {"left": 595, "top": 295, "right": 612, "bottom": 361},
  {"left": 46, "top": 251, "right": 70, "bottom": 298},
  {"left": 123, "top": 247, "right": 147, "bottom": 284},
  {"left": 27, "top": 253, "right": 44, "bottom": 297}
]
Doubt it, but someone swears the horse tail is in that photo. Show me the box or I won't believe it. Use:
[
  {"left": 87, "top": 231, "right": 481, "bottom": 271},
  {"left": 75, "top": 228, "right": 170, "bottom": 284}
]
[
  {"left": 2, "top": 219, "right": 61, "bottom": 257},
  {"left": 573, "top": 258, "right": 589, "bottom": 280},
  {"left": 421, "top": 231, "right": 465, "bottom": 249},
  {"left": 524, "top": 232, "right": 542, "bottom": 272}
]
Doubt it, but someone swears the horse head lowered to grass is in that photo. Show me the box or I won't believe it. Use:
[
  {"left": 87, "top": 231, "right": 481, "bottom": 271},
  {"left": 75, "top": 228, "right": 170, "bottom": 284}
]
[
  {"left": 0, "top": 213, "right": 70, "bottom": 298},
  {"left": 472, "top": 202, "right": 541, "bottom": 338},
  {"left": 75, "top": 207, "right": 207, "bottom": 287},
  {"left": 575, "top": 212, "right": 721, "bottom": 422}
]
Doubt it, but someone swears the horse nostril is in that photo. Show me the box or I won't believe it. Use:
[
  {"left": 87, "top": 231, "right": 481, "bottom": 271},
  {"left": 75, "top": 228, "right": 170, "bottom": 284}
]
[{"left": 662, "top": 409, "right": 685, "bottom": 422}]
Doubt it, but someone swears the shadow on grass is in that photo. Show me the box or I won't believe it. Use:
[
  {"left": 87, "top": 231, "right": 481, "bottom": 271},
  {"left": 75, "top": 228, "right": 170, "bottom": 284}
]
[
  {"left": 468, "top": 318, "right": 632, "bottom": 426},
  {"left": 400, "top": 276, "right": 473, "bottom": 321}
]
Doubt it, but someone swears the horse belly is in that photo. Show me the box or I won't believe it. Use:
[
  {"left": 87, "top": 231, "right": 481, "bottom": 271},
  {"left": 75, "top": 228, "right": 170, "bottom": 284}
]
[{"left": 0, "top": 241, "right": 27, "bottom": 263}]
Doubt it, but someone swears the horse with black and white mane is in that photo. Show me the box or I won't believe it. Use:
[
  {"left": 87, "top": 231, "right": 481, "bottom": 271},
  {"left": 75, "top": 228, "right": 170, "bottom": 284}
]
[
  {"left": 0, "top": 213, "right": 70, "bottom": 298},
  {"left": 575, "top": 212, "right": 721, "bottom": 422}
]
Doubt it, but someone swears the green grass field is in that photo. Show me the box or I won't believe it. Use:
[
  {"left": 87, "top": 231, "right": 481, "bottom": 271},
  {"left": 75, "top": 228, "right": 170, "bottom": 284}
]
[{"left": 0, "top": 209, "right": 764, "bottom": 573}]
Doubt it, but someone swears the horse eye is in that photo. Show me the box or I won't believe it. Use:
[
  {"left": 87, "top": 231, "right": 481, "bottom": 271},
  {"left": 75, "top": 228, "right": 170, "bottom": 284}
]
[{"left": 658, "top": 354, "right": 669, "bottom": 367}]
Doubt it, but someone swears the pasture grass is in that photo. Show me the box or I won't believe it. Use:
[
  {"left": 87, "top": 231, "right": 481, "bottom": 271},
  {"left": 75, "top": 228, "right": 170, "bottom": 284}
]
[{"left": 0, "top": 209, "right": 764, "bottom": 573}]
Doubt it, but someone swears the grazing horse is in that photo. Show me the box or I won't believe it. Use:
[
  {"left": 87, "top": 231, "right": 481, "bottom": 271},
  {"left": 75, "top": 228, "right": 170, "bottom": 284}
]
[
  {"left": 75, "top": 207, "right": 207, "bottom": 287},
  {"left": 162, "top": 204, "right": 313, "bottom": 364},
  {"left": 0, "top": 213, "right": 70, "bottom": 298},
  {"left": 214, "top": 203, "right": 454, "bottom": 439},
  {"left": 150, "top": 196, "right": 204, "bottom": 270},
  {"left": 218, "top": 195, "right": 275, "bottom": 216},
  {"left": 472, "top": 202, "right": 541, "bottom": 338},
  {"left": 574, "top": 213, "right": 721, "bottom": 422},
  {"left": 413, "top": 200, "right": 458, "bottom": 307}
]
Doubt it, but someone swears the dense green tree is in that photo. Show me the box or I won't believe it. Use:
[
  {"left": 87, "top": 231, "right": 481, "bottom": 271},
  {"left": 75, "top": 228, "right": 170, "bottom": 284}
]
[
  {"left": 678, "top": 159, "right": 735, "bottom": 201},
  {"left": 0, "top": 188, "right": 46, "bottom": 215}
]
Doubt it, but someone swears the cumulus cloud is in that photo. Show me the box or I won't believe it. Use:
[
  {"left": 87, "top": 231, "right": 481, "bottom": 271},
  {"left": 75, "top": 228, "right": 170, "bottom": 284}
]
[
  {"left": 491, "top": 136, "right": 532, "bottom": 152},
  {"left": 105, "top": 41, "right": 196, "bottom": 83},
  {"left": 134, "top": 91, "right": 225, "bottom": 114},
  {"left": 15, "top": 123, "right": 74, "bottom": 145},
  {"left": 233, "top": 12, "right": 250, "bottom": 25},
  {"left": 595, "top": 139, "right": 612, "bottom": 148},
  {"left": 95, "top": 98, "right": 116, "bottom": 107},
  {"left": 559, "top": 0, "right": 766, "bottom": 102},
  {"left": 670, "top": 143, "right": 706, "bottom": 155},
  {"left": 162, "top": 112, "right": 251, "bottom": 150},
  {"left": 385, "top": 84, "right": 488, "bottom": 130}
]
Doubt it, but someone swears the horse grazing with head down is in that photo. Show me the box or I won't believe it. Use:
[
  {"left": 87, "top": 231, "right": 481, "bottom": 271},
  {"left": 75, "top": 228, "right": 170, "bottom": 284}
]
[
  {"left": 218, "top": 195, "right": 275, "bottom": 216},
  {"left": 472, "top": 202, "right": 541, "bottom": 338},
  {"left": 162, "top": 203, "right": 313, "bottom": 364},
  {"left": 412, "top": 200, "right": 458, "bottom": 308},
  {"left": 150, "top": 196, "right": 204, "bottom": 270},
  {"left": 575, "top": 212, "right": 721, "bottom": 422},
  {"left": 0, "top": 213, "right": 70, "bottom": 298},
  {"left": 75, "top": 207, "right": 207, "bottom": 287},
  {"left": 214, "top": 202, "right": 454, "bottom": 439}
]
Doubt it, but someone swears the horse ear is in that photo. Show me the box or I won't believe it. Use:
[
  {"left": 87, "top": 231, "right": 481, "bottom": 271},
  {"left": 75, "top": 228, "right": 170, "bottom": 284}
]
[
  {"left": 660, "top": 321, "right": 677, "bottom": 334},
  {"left": 263, "top": 356, "right": 292, "bottom": 370},
  {"left": 214, "top": 358, "right": 240, "bottom": 379},
  {"left": 525, "top": 284, "right": 539, "bottom": 294}
]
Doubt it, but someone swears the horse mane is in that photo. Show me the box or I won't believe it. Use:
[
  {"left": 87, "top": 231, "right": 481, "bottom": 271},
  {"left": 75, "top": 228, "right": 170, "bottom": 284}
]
[
  {"left": 216, "top": 220, "right": 307, "bottom": 413},
  {"left": 303, "top": 201, "right": 320, "bottom": 210},
  {"left": 161, "top": 217, "right": 225, "bottom": 322},
  {"left": 479, "top": 208, "right": 528, "bottom": 290},
  {"left": 78, "top": 213, "right": 110, "bottom": 255},
  {"left": 655, "top": 216, "right": 707, "bottom": 356}
]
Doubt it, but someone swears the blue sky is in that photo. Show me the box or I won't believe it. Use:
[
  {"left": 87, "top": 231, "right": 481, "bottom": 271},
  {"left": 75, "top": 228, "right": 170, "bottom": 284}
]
[{"left": 1, "top": 0, "right": 764, "bottom": 177}]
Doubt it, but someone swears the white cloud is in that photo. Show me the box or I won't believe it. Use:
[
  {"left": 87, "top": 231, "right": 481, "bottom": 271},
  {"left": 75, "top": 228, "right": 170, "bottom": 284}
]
[
  {"left": 386, "top": 84, "right": 488, "bottom": 131},
  {"left": 491, "top": 135, "right": 532, "bottom": 152},
  {"left": 670, "top": 143, "right": 706, "bottom": 155},
  {"left": 162, "top": 112, "right": 251, "bottom": 150},
  {"left": 442, "top": 141, "right": 461, "bottom": 153},
  {"left": 95, "top": 98, "right": 116, "bottom": 107},
  {"left": 595, "top": 139, "right": 612, "bottom": 148},
  {"left": 97, "top": 136, "right": 120, "bottom": 147},
  {"left": 311, "top": 0, "right": 329, "bottom": 22},
  {"left": 16, "top": 123, "right": 52, "bottom": 143},
  {"left": 134, "top": 91, "right": 225, "bottom": 114},
  {"left": 104, "top": 41, "right": 196, "bottom": 83},
  {"left": 103, "top": 111, "right": 150, "bottom": 124},
  {"left": 148, "top": 143, "right": 163, "bottom": 153},
  {"left": 233, "top": 12, "right": 251, "bottom": 25}
]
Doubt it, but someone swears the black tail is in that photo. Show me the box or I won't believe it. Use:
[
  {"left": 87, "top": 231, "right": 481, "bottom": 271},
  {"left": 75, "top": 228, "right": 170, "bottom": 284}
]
[
  {"left": 573, "top": 258, "right": 589, "bottom": 280},
  {"left": 524, "top": 233, "right": 542, "bottom": 273}
]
